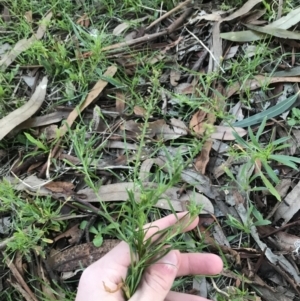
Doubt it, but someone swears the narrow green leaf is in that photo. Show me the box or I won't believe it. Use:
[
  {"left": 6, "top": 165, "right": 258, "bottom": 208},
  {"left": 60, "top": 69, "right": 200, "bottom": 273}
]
[
  {"left": 24, "top": 132, "right": 47, "bottom": 151},
  {"left": 232, "top": 92, "right": 300, "bottom": 128},
  {"left": 256, "top": 116, "right": 267, "bottom": 140},
  {"left": 248, "top": 127, "right": 260, "bottom": 148},
  {"left": 269, "top": 154, "right": 299, "bottom": 169},
  {"left": 89, "top": 226, "right": 98, "bottom": 235},
  {"left": 254, "top": 219, "right": 271, "bottom": 226},
  {"left": 232, "top": 131, "right": 249, "bottom": 148},
  {"left": 270, "top": 154, "right": 300, "bottom": 164},
  {"left": 261, "top": 160, "right": 279, "bottom": 184},
  {"left": 271, "top": 137, "right": 290, "bottom": 145},
  {"left": 260, "top": 172, "right": 281, "bottom": 201}
]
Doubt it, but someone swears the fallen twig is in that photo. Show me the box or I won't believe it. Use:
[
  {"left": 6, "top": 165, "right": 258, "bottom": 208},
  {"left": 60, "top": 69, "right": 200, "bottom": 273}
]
[{"left": 146, "top": 0, "right": 192, "bottom": 31}]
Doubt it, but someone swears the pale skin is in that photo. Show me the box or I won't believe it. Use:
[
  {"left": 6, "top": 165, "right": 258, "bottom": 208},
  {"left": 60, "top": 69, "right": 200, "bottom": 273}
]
[{"left": 75, "top": 212, "right": 223, "bottom": 301}]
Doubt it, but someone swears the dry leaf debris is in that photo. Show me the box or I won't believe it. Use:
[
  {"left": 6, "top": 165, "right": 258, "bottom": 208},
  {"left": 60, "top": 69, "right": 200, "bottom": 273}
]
[{"left": 2, "top": 1, "right": 300, "bottom": 300}]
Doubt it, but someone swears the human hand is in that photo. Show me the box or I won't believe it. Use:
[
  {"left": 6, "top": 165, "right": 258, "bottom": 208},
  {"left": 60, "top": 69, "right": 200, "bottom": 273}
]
[{"left": 75, "top": 212, "right": 223, "bottom": 301}]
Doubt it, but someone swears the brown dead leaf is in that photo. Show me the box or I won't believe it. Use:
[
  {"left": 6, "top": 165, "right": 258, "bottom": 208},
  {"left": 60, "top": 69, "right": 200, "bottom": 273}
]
[
  {"left": 53, "top": 224, "right": 82, "bottom": 244},
  {"left": 275, "top": 231, "right": 300, "bottom": 253},
  {"left": 226, "top": 75, "right": 300, "bottom": 97},
  {"left": 122, "top": 118, "right": 188, "bottom": 141},
  {"left": 44, "top": 181, "right": 75, "bottom": 194},
  {"left": 1, "top": 6, "right": 10, "bottom": 22},
  {"left": 38, "top": 265, "right": 58, "bottom": 301},
  {"left": 0, "top": 76, "right": 48, "bottom": 140},
  {"left": 189, "top": 110, "right": 207, "bottom": 134},
  {"left": 49, "top": 240, "right": 120, "bottom": 272},
  {"left": 59, "top": 65, "right": 117, "bottom": 136},
  {"left": 4, "top": 253, "right": 39, "bottom": 301},
  {"left": 78, "top": 181, "right": 214, "bottom": 213},
  {"left": 113, "top": 16, "right": 148, "bottom": 36},
  {"left": 12, "top": 108, "right": 73, "bottom": 133},
  {"left": 115, "top": 91, "right": 125, "bottom": 113},
  {"left": 223, "top": 0, "right": 263, "bottom": 21},
  {"left": 0, "top": 12, "right": 52, "bottom": 70},
  {"left": 210, "top": 126, "right": 247, "bottom": 140},
  {"left": 59, "top": 153, "right": 81, "bottom": 165},
  {"left": 275, "top": 180, "right": 300, "bottom": 224},
  {"left": 170, "top": 69, "right": 181, "bottom": 86},
  {"left": 174, "top": 82, "right": 195, "bottom": 94},
  {"left": 76, "top": 13, "right": 90, "bottom": 27},
  {"left": 44, "top": 124, "right": 58, "bottom": 141},
  {"left": 133, "top": 106, "right": 147, "bottom": 116},
  {"left": 27, "top": 161, "right": 44, "bottom": 173},
  {"left": 195, "top": 139, "right": 213, "bottom": 174},
  {"left": 24, "top": 11, "right": 33, "bottom": 23}
]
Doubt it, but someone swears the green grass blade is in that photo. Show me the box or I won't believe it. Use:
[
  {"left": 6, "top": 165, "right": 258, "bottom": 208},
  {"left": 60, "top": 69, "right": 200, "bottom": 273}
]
[{"left": 232, "top": 92, "right": 300, "bottom": 127}]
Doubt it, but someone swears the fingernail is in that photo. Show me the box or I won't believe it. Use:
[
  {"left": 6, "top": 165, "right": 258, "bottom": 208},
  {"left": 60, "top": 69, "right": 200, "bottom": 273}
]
[{"left": 161, "top": 251, "right": 178, "bottom": 267}]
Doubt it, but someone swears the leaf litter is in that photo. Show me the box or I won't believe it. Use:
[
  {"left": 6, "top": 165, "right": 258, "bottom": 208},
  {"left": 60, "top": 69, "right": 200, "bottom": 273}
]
[{"left": 2, "top": 0, "right": 300, "bottom": 300}]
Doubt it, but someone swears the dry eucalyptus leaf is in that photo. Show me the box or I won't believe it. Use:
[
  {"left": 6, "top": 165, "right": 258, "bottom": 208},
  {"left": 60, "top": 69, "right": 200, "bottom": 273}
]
[
  {"left": 49, "top": 240, "right": 120, "bottom": 272},
  {"left": 0, "top": 12, "right": 52, "bottom": 70},
  {"left": 0, "top": 76, "right": 48, "bottom": 140},
  {"left": 275, "top": 181, "right": 300, "bottom": 224},
  {"left": 44, "top": 181, "right": 75, "bottom": 194},
  {"left": 78, "top": 181, "right": 214, "bottom": 213},
  {"left": 210, "top": 126, "right": 247, "bottom": 140},
  {"left": 223, "top": 0, "right": 263, "bottom": 21},
  {"left": 170, "top": 69, "right": 181, "bottom": 86}
]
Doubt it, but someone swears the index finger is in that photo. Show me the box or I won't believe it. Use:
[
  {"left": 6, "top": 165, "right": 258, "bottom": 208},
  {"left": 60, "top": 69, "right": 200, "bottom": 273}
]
[{"left": 100, "top": 212, "right": 199, "bottom": 268}]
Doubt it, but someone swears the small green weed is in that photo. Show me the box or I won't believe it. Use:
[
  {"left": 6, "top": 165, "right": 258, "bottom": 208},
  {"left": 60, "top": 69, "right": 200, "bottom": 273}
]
[
  {"left": 287, "top": 107, "right": 300, "bottom": 126},
  {"left": 0, "top": 179, "right": 64, "bottom": 257},
  {"left": 226, "top": 204, "right": 271, "bottom": 234},
  {"left": 228, "top": 117, "right": 300, "bottom": 200}
]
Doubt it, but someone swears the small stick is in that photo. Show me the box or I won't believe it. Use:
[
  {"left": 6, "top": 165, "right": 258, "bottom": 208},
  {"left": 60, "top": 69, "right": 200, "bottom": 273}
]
[
  {"left": 146, "top": 0, "right": 192, "bottom": 31},
  {"left": 89, "top": 30, "right": 168, "bottom": 54},
  {"left": 4, "top": 252, "right": 39, "bottom": 301},
  {"left": 167, "top": 7, "right": 193, "bottom": 34},
  {"left": 185, "top": 27, "right": 225, "bottom": 73}
]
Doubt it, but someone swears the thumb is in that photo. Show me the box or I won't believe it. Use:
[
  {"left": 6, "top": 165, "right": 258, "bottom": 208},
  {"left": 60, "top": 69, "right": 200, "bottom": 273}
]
[{"left": 130, "top": 250, "right": 180, "bottom": 301}]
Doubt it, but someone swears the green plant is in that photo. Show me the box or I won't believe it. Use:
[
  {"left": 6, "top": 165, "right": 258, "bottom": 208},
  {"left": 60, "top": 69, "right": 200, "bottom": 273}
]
[
  {"left": 287, "top": 107, "right": 300, "bottom": 126},
  {"left": 226, "top": 204, "right": 271, "bottom": 234},
  {"left": 230, "top": 117, "right": 300, "bottom": 200},
  {"left": 80, "top": 220, "right": 117, "bottom": 247},
  {"left": 0, "top": 180, "right": 64, "bottom": 257}
]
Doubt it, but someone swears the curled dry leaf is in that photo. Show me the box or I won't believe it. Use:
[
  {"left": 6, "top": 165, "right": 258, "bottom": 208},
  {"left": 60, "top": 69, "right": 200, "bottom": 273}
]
[
  {"left": 77, "top": 181, "right": 214, "bottom": 214},
  {"left": 275, "top": 181, "right": 300, "bottom": 224},
  {"left": 170, "top": 69, "right": 181, "bottom": 86},
  {"left": 195, "top": 139, "right": 212, "bottom": 174},
  {"left": 133, "top": 106, "right": 147, "bottom": 116},
  {"left": 24, "top": 10, "right": 33, "bottom": 23},
  {"left": 59, "top": 65, "right": 117, "bottom": 136},
  {"left": 226, "top": 75, "right": 300, "bottom": 98},
  {"left": 274, "top": 231, "right": 300, "bottom": 253},
  {"left": 211, "top": 126, "right": 247, "bottom": 140},
  {"left": 189, "top": 110, "right": 207, "bottom": 134},
  {"left": 223, "top": 0, "right": 263, "bottom": 21},
  {"left": 122, "top": 118, "right": 188, "bottom": 141},
  {"left": 76, "top": 13, "right": 90, "bottom": 27},
  {"left": 113, "top": 16, "right": 149, "bottom": 36},
  {"left": 0, "top": 76, "right": 48, "bottom": 140},
  {"left": 235, "top": 201, "right": 300, "bottom": 284},
  {"left": 115, "top": 91, "right": 125, "bottom": 113},
  {"left": 49, "top": 240, "right": 120, "bottom": 272},
  {"left": 0, "top": 12, "right": 52, "bottom": 70},
  {"left": 53, "top": 224, "right": 83, "bottom": 244},
  {"left": 44, "top": 181, "right": 75, "bottom": 194}
]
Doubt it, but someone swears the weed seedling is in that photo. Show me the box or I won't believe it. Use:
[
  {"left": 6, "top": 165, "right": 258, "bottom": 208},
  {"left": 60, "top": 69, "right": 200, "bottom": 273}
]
[{"left": 230, "top": 117, "right": 300, "bottom": 200}]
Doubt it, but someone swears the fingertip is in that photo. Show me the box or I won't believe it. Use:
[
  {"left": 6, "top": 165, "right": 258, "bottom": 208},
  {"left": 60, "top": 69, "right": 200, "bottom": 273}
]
[{"left": 208, "top": 254, "right": 223, "bottom": 274}]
